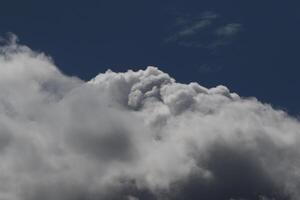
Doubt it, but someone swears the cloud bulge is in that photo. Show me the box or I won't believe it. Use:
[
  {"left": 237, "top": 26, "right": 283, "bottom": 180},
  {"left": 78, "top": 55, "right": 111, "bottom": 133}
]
[{"left": 0, "top": 35, "right": 299, "bottom": 200}]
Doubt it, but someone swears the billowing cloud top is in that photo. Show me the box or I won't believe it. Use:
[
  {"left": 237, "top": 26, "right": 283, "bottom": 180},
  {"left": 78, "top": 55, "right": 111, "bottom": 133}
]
[{"left": 0, "top": 37, "right": 299, "bottom": 200}]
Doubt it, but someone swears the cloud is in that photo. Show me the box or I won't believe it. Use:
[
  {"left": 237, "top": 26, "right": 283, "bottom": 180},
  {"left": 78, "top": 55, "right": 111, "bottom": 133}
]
[
  {"left": 0, "top": 35, "right": 299, "bottom": 200},
  {"left": 215, "top": 23, "right": 242, "bottom": 37},
  {"left": 165, "top": 11, "right": 242, "bottom": 49}
]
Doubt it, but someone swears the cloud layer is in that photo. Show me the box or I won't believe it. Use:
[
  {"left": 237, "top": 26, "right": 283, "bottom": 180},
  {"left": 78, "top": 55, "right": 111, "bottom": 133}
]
[{"left": 0, "top": 37, "right": 299, "bottom": 200}]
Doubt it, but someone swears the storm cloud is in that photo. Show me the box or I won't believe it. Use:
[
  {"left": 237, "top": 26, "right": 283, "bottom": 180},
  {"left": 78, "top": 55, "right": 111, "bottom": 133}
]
[{"left": 0, "top": 36, "right": 299, "bottom": 200}]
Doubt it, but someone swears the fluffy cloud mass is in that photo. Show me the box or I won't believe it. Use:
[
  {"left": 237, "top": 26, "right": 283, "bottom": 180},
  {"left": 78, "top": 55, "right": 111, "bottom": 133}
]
[{"left": 0, "top": 37, "right": 299, "bottom": 200}]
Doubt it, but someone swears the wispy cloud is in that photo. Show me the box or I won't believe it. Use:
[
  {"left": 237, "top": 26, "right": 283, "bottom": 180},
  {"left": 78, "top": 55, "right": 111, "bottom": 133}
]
[
  {"left": 215, "top": 23, "right": 242, "bottom": 37},
  {"left": 165, "top": 11, "right": 242, "bottom": 49}
]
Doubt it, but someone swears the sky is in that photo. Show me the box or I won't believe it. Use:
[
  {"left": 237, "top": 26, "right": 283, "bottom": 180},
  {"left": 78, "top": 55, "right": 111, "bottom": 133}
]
[
  {"left": 1, "top": 1, "right": 300, "bottom": 200},
  {"left": 0, "top": 0, "right": 300, "bottom": 115}
]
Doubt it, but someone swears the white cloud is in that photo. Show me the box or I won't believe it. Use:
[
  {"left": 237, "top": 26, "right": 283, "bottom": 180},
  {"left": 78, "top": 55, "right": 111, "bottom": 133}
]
[{"left": 0, "top": 36, "right": 298, "bottom": 200}]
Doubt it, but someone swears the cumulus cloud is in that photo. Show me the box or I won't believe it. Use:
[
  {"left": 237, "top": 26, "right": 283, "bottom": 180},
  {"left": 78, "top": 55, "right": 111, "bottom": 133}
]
[{"left": 0, "top": 35, "right": 299, "bottom": 200}]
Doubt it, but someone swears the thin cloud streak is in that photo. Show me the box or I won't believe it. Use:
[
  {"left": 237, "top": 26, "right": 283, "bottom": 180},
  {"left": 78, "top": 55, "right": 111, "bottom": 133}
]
[
  {"left": 215, "top": 23, "right": 242, "bottom": 37},
  {"left": 165, "top": 11, "right": 242, "bottom": 49}
]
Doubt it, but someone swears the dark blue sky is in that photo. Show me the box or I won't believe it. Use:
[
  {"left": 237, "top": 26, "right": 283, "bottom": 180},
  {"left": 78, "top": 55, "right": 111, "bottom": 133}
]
[{"left": 1, "top": 0, "right": 300, "bottom": 115}]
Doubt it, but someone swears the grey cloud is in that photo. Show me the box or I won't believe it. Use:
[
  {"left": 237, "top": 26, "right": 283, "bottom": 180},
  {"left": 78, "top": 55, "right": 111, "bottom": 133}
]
[{"left": 0, "top": 35, "right": 299, "bottom": 200}]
